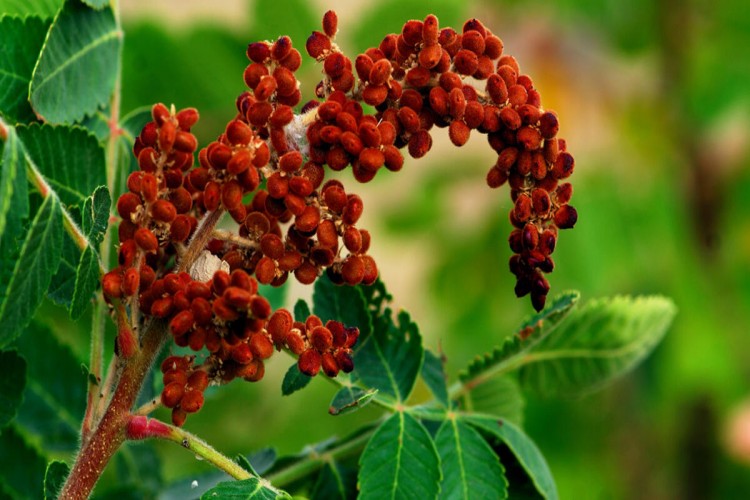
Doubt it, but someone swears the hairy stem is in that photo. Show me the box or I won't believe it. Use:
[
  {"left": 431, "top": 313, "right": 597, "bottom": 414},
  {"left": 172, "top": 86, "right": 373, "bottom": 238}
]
[{"left": 59, "top": 321, "right": 169, "bottom": 500}]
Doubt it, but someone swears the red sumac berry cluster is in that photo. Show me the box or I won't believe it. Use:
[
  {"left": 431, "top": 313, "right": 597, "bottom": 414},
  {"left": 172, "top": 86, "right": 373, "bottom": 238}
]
[{"left": 103, "top": 10, "right": 577, "bottom": 425}]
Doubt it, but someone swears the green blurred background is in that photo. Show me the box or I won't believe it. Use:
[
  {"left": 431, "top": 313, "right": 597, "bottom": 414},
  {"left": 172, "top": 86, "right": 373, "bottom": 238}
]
[{"left": 71, "top": 0, "right": 750, "bottom": 497}]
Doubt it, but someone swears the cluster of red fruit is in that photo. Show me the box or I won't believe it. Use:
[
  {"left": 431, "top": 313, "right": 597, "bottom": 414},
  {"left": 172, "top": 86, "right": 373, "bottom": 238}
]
[
  {"left": 303, "top": 11, "right": 576, "bottom": 310},
  {"left": 103, "top": 9, "right": 577, "bottom": 425}
]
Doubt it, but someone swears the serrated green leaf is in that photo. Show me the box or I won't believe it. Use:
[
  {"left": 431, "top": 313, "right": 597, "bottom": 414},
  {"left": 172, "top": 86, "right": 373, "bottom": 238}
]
[
  {"left": 16, "top": 124, "right": 106, "bottom": 207},
  {"left": 293, "top": 298, "right": 310, "bottom": 322},
  {"left": 435, "top": 418, "right": 507, "bottom": 500},
  {"left": 69, "top": 246, "right": 99, "bottom": 319},
  {"left": 328, "top": 387, "right": 376, "bottom": 416},
  {"left": 235, "top": 454, "right": 257, "bottom": 475},
  {"left": 313, "top": 277, "right": 372, "bottom": 337},
  {"left": 46, "top": 215, "right": 81, "bottom": 307},
  {"left": 358, "top": 411, "right": 440, "bottom": 500},
  {"left": 43, "top": 460, "right": 69, "bottom": 500},
  {"left": 29, "top": 0, "right": 122, "bottom": 123},
  {"left": 0, "top": 196, "right": 63, "bottom": 347},
  {"left": 201, "top": 477, "right": 289, "bottom": 499},
  {"left": 0, "top": 0, "right": 62, "bottom": 18},
  {"left": 357, "top": 277, "right": 392, "bottom": 314},
  {"left": 0, "top": 426, "right": 47, "bottom": 500},
  {"left": 465, "top": 416, "right": 557, "bottom": 500},
  {"left": 519, "top": 296, "right": 676, "bottom": 397},
  {"left": 462, "top": 376, "right": 524, "bottom": 427},
  {"left": 310, "top": 462, "right": 356, "bottom": 500},
  {"left": 354, "top": 309, "right": 423, "bottom": 403},
  {"left": 0, "top": 349, "right": 26, "bottom": 427},
  {"left": 0, "top": 16, "right": 50, "bottom": 123},
  {"left": 422, "top": 349, "right": 448, "bottom": 407},
  {"left": 0, "top": 127, "right": 29, "bottom": 241},
  {"left": 81, "top": 185, "right": 109, "bottom": 245},
  {"left": 15, "top": 322, "right": 86, "bottom": 452},
  {"left": 459, "top": 292, "right": 580, "bottom": 384},
  {"left": 281, "top": 363, "right": 311, "bottom": 396}
]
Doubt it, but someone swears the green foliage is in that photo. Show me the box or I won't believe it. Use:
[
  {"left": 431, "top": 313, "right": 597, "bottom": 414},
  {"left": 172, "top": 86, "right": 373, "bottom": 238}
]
[
  {"left": 358, "top": 411, "right": 441, "bottom": 499},
  {"left": 310, "top": 462, "right": 356, "bottom": 500},
  {"left": 0, "top": 196, "right": 63, "bottom": 347},
  {"left": 281, "top": 363, "right": 312, "bottom": 396},
  {"left": 519, "top": 296, "right": 676, "bottom": 397},
  {"left": 421, "top": 349, "right": 449, "bottom": 407},
  {"left": 328, "top": 387, "right": 377, "bottom": 416},
  {"left": 354, "top": 309, "right": 423, "bottom": 403},
  {"left": 467, "top": 416, "right": 558, "bottom": 500},
  {"left": 0, "top": 127, "right": 29, "bottom": 246},
  {"left": 0, "top": 426, "right": 48, "bottom": 500},
  {"left": 29, "top": 0, "right": 121, "bottom": 123},
  {"left": 435, "top": 418, "right": 507, "bottom": 499},
  {"left": 16, "top": 124, "right": 106, "bottom": 207},
  {"left": 0, "top": 16, "right": 50, "bottom": 123},
  {"left": 462, "top": 376, "right": 524, "bottom": 427},
  {"left": 15, "top": 322, "right": 86, "bottom": 452},
  {"left": 0, "top": 0, "right": 61, "bottom": 18},
  {"left": 459, "top": 292, "right": 580, "bottom": 384},
  {"left": 313, "top": 277, "right": 372, "bottom": 337},
  {"left": 0, "top": 349, "right": 25, "bottom": 427},
  {"left": 201, "top": 477, "right": 290, "bottom": 500},
  {"left": 43, "top": 461, "right": 69, "bottom": 500}
]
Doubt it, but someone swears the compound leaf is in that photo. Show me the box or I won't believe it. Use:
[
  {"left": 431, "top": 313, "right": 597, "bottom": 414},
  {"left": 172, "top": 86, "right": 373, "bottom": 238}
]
[
  {"left": 519, "top": 295, "right": 676, "bottom": 397},
  {"left": 422, "top": 348, "right": 449, "bottom": 407},
  {"left": 0, "top": 349, "right": 26, "bottom": 428},
  {"left": 69, "top": 246, "right": 99, "bottom": 319},
  {"left": 462, "top": 376, "right": 524, "bottom": 427},
  {"left": 0, "top": 16, "right": 51, "bottom": 123},
  {"left": 0, "top": 127, "right": 29, "bottom": 243},
  {"left": 435, "top": 418, "right": 507, "bottom": 500},
  {"left": 358, "top": 411, "right": 440, "bottom": 500},
  {"left": 29, "top": 0, "right": 122, "bottom": 123},
  {"left": 0, "top": 196, "right": 63, "bottom": 347}
]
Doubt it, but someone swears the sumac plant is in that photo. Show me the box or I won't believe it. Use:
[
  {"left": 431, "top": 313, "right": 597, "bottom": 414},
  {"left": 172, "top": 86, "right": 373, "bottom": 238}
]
[{"left": 0, "top": 2, "right": 676, "bottom": 499}]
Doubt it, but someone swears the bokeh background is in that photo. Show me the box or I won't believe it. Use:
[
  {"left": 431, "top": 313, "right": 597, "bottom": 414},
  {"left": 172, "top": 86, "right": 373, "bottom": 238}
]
[{"left": 66, "top": 0, "right": 750, "bottom": 497}]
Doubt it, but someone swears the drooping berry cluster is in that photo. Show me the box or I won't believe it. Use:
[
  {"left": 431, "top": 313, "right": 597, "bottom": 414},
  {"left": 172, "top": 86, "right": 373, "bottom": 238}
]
[
  {"left": 303, "top": 12, "right": 577, "bottom": 310},
  {"left": 103, "top": 10, "right": 578, "bottom": 426}
]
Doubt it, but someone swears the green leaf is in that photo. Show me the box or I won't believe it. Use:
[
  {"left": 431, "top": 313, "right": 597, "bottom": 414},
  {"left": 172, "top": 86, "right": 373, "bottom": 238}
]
[
  {"left": 0, "top": 127, "right": 29, "bottom": 241},
  {"left": 114, "top": 441, "right": 163, "bottom": 497},
  {"left": 328, "top": 387, "right": 376, "bottom": 416},
  {"left": 293, "top": 298, "right": 310, "bottom": 322},
  {"left": 201, "top": 477, "right": 290, "bottom": 499},
  {"left": 313, "top": 276, "right": 372, "bottom": 337},
  {"left": 519, "top": 296, "right": 676, "bottom": 397},
  {"left": 422, "top": 349, "right": 448, "bottom": 407},
  {"left": 0, "top": 196, "right": 63, "bottom": 347},
  {"left": 69, "top": 246, "right": 99, "bottom": 319},
  {"left": 235, "top": 454, "right": 257, "bottom": 475},
  {"left": 0, "top": 349, "right": 26, "bottom": 428},
  {"left": 46, "top": 216, "right": 81, "bottom": 307},
  {"left": 466, "top": 416, "right": 557, "bottom": 500},
  {"left": 81, "top": 185, "right": 109, "bottom": 245},
  {"left": 81, "top": 0, "right": 108, "bottom": 8},
  {"left": 0, "top": 16, "right": 50, "bottom": 123},
  {"left": 459, "top": 292, "right": 580, "bottom": 384},
  {"left": 357, "top": 277, "right": 392, "bottom": 314},
  {"left": 354, "top": 309, "right": 423, "bottom": 403},
  {"left": 15, "top": 322, "right": 86, "bottom": 452},
  {"left": 0, "top": 0, "right": 62, "bottom": 18},
  {"left": 462, "top": 376, "right": 524, "bottom": 427},
  {"left": 358, "top": 411, "right": 440, "bottom": 500},
  {"left": 16, "top": 124, "right": 106, "bottom": 207},
  {"left": 435, "top": 418, "right": 507, "bottom": 500},
  {"left": 310, "top": 462, "right": 356, "bottom": 500},
  {"left": 0, "top": 426, "right": 47, "bottom": 500},
  {"left": 29, "top": 0, "right": 122, "bottom": 123},
  {"left": 43, "top": 460, "right": 69, "bottom": 500},
  {"left": 281, "top": 363, "right": 311, "bottom": 396}
]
